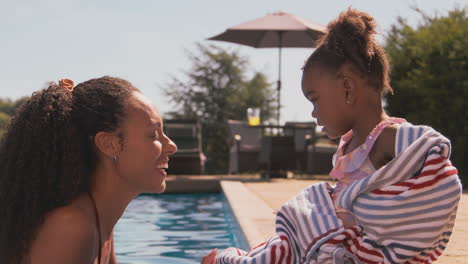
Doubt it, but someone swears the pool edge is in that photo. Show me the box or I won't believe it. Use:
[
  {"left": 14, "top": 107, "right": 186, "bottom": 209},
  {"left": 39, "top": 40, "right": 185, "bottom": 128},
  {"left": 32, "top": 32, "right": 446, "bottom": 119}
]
[{"left": 220, "top": 181, "right": 276, "bottom": 249}]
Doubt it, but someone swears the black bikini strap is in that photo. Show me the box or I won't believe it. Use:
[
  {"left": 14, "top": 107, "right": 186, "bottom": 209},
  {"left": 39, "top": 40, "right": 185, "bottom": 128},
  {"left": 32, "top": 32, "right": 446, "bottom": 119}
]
[{"left": 87, "top": 191, "right": 102, "bottom": 264}]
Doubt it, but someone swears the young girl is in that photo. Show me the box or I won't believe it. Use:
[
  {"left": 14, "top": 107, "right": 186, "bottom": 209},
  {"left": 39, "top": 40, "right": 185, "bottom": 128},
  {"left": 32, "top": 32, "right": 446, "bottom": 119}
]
[
  {"left": 204, "top": 8, "right": 461, "bottom": 264},
  {"left": 0, "top": 76, "right": 177, "bottom": 264}
]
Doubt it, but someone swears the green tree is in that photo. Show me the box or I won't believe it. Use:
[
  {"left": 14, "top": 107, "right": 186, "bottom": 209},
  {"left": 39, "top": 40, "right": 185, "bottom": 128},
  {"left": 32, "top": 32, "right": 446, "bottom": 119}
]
[
  {"left": 0, "top": 112, "right": 10, "bottom": 138},
  {"left": 0, "top": 97, "right": 28, "bottom": 137},
  {"left": 162, "top": 44, "right": 277, "bottom": 173},
  {"left": 0, "top": 97, "right": 28, "bottom": 115},
  {"left": 384, "top": 7, "right": 467, "bottom": 186}
]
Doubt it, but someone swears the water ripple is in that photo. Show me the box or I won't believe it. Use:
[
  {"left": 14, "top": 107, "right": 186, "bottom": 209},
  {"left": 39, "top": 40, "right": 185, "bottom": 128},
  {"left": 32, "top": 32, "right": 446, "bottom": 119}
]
[{"left": 114, "top": 193, "right": 244, "bottom": 263}]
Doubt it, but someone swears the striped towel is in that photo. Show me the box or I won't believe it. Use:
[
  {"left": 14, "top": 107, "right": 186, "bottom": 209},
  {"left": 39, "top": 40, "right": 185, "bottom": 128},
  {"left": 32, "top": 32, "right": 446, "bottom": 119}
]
[{"left": 216, "top": 124, "right": 462, "bottom": 264}]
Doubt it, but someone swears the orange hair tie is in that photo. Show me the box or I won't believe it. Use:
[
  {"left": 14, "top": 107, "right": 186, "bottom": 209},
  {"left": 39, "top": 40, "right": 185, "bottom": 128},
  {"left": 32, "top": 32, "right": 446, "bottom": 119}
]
[{"left": 58, "top": 78, "right": 74, "bottom": 92}]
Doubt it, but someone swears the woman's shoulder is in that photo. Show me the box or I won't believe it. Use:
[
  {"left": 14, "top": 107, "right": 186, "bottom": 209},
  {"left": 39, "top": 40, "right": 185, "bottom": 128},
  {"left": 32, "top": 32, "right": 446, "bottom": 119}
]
[
  {"left": 43, "top": 203, "right": 95, "bottom": 236},
  {"left": 29, "top": 197, "right": 97, "bottom": 263}
]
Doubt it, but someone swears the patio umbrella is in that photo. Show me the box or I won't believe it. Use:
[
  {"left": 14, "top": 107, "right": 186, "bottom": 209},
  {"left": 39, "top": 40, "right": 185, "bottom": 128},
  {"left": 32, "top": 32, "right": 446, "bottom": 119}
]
[{"left": 208, "top": 11, "right": 326, "bottom": 126}]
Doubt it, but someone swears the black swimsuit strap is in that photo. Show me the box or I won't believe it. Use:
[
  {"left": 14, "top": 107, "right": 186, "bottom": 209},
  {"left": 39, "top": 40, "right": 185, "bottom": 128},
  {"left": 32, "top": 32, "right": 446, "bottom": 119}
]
[{"left": 87, "top": 191, "right": 102, "bottom": 264}]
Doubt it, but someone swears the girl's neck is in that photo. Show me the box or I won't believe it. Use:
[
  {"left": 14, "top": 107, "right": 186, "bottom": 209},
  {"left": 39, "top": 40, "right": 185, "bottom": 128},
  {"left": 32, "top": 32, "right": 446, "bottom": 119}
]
[{"left": 350, "top": 109, "right": 389, "bottom": 146}]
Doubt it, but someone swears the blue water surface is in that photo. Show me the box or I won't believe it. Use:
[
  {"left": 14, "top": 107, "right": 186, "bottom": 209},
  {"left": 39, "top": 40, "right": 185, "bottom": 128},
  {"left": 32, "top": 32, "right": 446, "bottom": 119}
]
[{"left": 114, "top": 193, "right": 248, "bottom": 264}]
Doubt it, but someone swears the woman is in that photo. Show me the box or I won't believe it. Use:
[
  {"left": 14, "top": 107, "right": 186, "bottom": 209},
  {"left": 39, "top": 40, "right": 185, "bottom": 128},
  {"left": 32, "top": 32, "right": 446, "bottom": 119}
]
[{"left": 0, "top": 76, "right": 177, "bottom": 264}]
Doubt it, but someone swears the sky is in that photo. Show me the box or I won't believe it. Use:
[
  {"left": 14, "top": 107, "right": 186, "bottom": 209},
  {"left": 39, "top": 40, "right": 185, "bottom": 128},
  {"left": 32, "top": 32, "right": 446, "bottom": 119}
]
[{"left": 1, "top": 0, "right": 466, "bottom": 124}]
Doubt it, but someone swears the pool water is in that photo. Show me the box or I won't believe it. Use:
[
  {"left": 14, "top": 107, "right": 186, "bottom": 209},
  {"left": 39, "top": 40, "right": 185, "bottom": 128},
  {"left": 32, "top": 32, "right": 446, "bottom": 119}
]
[{"left": 114, "top": 193, "right": 248, "bottom": 264}]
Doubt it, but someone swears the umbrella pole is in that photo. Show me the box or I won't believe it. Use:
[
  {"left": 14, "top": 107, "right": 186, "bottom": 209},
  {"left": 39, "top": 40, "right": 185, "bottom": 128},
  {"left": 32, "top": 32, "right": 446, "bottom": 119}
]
[{"left": 277, "top": 31, "right": 283, "bottom": 131}]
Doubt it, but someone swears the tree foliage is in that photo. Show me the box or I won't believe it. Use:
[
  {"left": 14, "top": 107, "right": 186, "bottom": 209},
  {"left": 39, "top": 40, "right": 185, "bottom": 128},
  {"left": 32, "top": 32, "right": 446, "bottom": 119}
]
[
  {"left": 161, "top": 44, "right": 277, "bottom": 173},
  {"left": 0, "top": 97, "right": 28, "bottom": 137},
  {"left": 384, "top": 7, "right": 467, "bottom": 185}
]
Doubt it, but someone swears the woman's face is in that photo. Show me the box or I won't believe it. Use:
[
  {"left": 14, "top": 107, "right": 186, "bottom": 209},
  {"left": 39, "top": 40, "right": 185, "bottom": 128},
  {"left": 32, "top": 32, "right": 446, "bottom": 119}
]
[
  {"left": 301, "top": 68, "right": 352, "bottom": 139},
  {"left": 115, "top": 92, "right": 177, "bottom": 193}
]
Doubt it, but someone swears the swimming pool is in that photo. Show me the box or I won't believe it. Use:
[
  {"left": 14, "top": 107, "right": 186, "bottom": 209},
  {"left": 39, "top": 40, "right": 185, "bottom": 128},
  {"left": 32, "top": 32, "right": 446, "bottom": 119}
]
[{"left": 114, "top": 193, "right": 248, "bottom": 264}]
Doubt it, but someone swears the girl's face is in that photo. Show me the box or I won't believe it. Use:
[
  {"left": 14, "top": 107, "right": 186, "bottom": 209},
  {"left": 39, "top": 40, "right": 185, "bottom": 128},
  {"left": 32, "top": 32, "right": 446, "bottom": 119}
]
[
  {"left": 115, "top": 92, "right": 177, "bottom": 194},
  {"left": 301, "top": 68, "right": 353, "bottom": 139}
]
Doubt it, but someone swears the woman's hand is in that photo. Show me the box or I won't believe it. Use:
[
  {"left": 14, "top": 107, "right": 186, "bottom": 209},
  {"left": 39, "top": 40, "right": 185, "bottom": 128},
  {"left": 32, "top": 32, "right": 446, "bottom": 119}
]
[
  {"left": 337, "top": 211, "right": 356, "bottom": 228},
  {"left": 201, "top": 248, "right": 218, "bottom": 264}
]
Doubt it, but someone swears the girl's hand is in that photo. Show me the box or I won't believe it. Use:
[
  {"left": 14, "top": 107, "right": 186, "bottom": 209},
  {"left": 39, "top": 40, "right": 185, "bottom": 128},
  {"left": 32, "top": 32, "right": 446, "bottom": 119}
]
[{"left": 201, "top": 248, "right": 218, "bottom": 264}]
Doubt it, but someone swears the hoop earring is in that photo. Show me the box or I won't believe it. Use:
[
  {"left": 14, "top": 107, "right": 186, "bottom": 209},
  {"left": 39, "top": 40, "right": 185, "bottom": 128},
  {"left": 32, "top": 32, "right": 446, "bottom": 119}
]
[{"left": 113, "top": 155, "right": 117, "bottom": 162}]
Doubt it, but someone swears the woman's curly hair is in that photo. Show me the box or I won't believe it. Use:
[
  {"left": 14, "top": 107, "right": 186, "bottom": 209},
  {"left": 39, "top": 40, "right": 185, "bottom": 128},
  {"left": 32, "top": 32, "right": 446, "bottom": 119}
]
[
  {"left": 304, "top": 8, "right": 393, "bottom": 94},
  {"left": 0, "top": 76, "right": 139, "bottom": 263}
]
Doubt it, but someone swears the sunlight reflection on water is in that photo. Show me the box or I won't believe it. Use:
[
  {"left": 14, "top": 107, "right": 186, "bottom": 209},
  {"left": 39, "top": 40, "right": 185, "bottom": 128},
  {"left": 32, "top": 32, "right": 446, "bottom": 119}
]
[{"left": 114, "top": 193, "right": 246, "bottom": 264}]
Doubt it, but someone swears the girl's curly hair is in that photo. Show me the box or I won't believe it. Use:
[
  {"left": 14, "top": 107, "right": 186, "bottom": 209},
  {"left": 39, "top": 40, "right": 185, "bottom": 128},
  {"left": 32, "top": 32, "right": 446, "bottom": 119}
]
[
  {"left": 0, "top": 76, "right": 139, "bottom": 263},
  {"left": 304, "top": 8, "right": 393, "bottom": 94}
]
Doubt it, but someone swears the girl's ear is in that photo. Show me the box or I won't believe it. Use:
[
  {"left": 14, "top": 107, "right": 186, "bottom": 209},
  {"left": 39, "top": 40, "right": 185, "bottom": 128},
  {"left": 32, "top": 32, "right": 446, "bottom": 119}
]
[
  {"left": 94, "top": 131, "right": 120, "bottom": 159},
  {"left": 340, "top": 64, "right": 359, "bottom": 105},
  {"left": 343, "top": 76, "right": 357, "bottom": 104}
]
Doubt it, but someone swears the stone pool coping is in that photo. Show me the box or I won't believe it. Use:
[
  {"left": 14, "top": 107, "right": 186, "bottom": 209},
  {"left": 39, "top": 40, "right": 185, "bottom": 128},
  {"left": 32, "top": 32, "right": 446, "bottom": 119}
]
[{"left": 220, "top": 181, "right": 275, "bottom": 248}]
